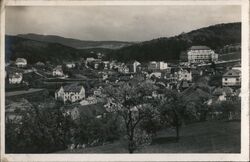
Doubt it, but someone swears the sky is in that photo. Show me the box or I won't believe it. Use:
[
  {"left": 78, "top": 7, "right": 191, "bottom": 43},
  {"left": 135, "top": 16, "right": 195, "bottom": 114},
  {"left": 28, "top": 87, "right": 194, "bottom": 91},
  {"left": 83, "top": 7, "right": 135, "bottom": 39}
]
[{"left": 6, "top": 5, "right": 241, "bottom": 42}]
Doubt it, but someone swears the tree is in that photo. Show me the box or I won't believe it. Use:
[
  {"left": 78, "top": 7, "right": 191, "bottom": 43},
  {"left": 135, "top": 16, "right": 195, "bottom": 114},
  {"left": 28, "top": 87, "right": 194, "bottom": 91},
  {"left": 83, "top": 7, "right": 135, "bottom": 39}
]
[
  {"left": 104, "top": 78, "right": 158, "bottom": 153},
  {"left": 6, "top": 102, "right": 75, "bottom": 153},
  {"left": 158, "top": 90, "right": 184, "bottom": 141}
]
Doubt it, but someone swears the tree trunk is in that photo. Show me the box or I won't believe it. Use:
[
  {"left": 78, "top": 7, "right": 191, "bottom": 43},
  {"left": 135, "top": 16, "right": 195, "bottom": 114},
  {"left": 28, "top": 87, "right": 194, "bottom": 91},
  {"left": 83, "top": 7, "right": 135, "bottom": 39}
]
[{"left": 176, "top": 124, "right": 179, "bottom": 142}]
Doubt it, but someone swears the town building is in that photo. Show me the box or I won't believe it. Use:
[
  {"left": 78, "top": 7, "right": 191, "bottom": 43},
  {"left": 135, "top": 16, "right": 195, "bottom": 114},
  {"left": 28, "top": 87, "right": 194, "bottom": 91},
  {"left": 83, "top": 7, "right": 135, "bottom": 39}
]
[
  {"left": 55, "top": 84, "right": 85, "bottom": 103},
  {"left": 35, "top": 61, "right": 45, "bottom": 67},
  {"left": 15, "top": 58, "right": 27, "bottom": 67},
  {"left": 118, "top": 65, "right": 129, "bottom": 74},
  {"left": 127, "top": 60, "right": 141, "bottom": 73},
  {"left": 177, "top": 69, "right": 192, "bottom": 81},
  {"left": 222, "top": 69, "right": 241, "bottom": 87},
  {"left": 187, "top": 46, "right": 218, "bottom": 63},
  {"left": 65, "top": 62, "right": 76, "bottom": 68},
  {"left": 148, "top": 61, "right": 168, "bottom": 71},
  {"left": 53, "top": 66, "right": 64, "bottom": 76},
  {"left": 8, "top": 72, "right": 23, "bottom": 84}
]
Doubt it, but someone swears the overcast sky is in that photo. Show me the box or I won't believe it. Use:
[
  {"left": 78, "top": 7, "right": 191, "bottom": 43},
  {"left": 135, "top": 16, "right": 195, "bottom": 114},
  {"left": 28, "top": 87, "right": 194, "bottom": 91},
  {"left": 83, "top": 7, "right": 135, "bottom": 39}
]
[{"left": 6, "top": 6, "right": 241, "bottom": 41}]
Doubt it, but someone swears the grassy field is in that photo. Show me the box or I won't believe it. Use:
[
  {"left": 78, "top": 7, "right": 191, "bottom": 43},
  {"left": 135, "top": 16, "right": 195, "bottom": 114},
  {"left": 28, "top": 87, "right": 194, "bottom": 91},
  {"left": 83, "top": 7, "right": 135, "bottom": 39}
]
[{"left": 58, "top": 120, "right": 240, "bottom": 153}]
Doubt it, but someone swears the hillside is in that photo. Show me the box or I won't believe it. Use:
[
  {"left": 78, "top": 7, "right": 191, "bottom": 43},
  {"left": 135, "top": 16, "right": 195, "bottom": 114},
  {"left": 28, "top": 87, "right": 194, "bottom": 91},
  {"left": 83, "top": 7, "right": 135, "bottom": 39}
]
[
  {"left": 107, "top": 22, "right": 241, "bottom": 62},
  {"left": 17, "top": 33, "right": 134, "bottom": 49},
  {"left": 5, "top": 36, "right": 95, "bottom": 64},
  {"left": 6, "top": 22, "right": 241, "bottom": 64}
]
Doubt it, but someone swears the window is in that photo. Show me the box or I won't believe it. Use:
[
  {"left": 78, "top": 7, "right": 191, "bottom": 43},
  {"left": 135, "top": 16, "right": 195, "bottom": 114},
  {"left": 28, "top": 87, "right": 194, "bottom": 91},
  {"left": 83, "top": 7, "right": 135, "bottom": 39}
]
[
  {"left": 236, "top": 78, "right": 240, "bottom": 81},
  {"left": 225, "top": 78, "right": 228, "bottom": 81}
]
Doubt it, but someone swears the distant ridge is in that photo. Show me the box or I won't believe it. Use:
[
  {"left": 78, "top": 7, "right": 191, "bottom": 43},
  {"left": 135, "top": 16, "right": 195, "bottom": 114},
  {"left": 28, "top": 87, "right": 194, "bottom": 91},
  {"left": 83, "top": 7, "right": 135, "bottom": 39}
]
[
  {"left": 6, "top": 22, "right": 241, "bottom": 64},
  {"left": 17, "top": 33, "right": 134, "bottom": 49}
]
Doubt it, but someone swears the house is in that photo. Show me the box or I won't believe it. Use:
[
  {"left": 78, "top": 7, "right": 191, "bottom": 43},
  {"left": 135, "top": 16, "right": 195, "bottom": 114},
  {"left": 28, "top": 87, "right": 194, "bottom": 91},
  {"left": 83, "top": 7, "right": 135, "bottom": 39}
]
[
  {"left": 93, "top": 87, "right": 103, "bottom": 97},
  {"left": 35, "top": 61, "right": 45, "bottom": 67},
  {"left": 222, "top": 69, "right": 241, "bottom": 87},
  {"left": 55, "top": 84, "right": 85, "bottom": 103},
  {"left": 127, "top": 60, "right": 141, "bottom": 73},
  {"left": 9, "top": 72, "right": 23, "bottom": 84},
  {"left": 187, "top": 46, "right": 218, "bottom": 63},
  {"left": 149, "top": 72, "right": 162, "bottom": 79},
  {"left": 15, "top": 58, "right": 27, "bottom": 67},
  {"left": 102, "top": 61, "right": 110, "bottom": 69},
  {"left": 177, "top": 69, "right": 192, "bottom": 81},
  {"left": 148, "top": 61, "right": 168, "bottom": 71},
  {"left": 65, "top": 62, "right": 76, "bottom": 68},
  {"left": 118, "top": 65, "right": 129, "bottom": 74},
  {"left": 53, "top": 66, "right": 64, "bottom": 76},
  {"left": 213, "top": 87, "right": 234, "bottom": 101}
]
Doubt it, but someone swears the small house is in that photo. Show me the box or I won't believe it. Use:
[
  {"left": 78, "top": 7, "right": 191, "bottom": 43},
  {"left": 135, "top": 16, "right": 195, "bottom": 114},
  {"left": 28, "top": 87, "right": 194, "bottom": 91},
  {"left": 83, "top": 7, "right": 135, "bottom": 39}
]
[
  {"left": 15, "top": 58, "right": 27, "bottom": 67},
  {"left": 53, "top": 66, "right": 64, "bottom": 77},
  {"left": 127, "top": 60, "right": 141, "bottom": 73},
  {"left": 9, "top": 72, "right": 23, "bottom": 84},
  {"left": 65, "top": 62, "right": 76, "bottom": 69},
  {"left": 222, "top": 69, "right": 241, "bottom": 87}
]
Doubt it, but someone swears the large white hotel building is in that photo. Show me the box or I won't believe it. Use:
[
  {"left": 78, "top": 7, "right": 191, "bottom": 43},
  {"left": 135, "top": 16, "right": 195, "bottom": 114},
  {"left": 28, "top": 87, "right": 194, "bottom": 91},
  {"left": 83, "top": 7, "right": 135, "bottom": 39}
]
[{"left": 187, "top": 46, "right": 218, "bottom": 63}]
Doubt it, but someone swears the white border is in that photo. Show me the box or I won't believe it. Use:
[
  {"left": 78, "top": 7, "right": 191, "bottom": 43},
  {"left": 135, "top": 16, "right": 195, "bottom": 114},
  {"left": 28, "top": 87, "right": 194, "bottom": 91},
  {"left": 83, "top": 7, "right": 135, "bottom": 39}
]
[{"left": 1, "top": 0, "right": 249, "bottom": 161}]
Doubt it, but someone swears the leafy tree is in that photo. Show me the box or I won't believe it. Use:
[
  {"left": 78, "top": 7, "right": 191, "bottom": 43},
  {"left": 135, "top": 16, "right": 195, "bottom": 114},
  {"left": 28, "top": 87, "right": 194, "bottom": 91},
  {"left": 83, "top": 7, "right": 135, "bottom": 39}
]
[
  {"left": 158, "top": 90, "right": 184, "bottom": 141},
  {"left": 6, "top": 102, "right": 75, "bottom": 153},
  {"left": 104, "top": 78, "right": 158, "bottom": 153}
]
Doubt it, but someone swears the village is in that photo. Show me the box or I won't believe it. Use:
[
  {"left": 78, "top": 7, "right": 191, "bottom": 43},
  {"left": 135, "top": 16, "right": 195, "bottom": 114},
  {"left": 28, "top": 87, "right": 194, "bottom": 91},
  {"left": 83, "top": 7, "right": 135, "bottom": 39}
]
[{"left": 5, "top": 45, "right": 241, "bottom": 153}]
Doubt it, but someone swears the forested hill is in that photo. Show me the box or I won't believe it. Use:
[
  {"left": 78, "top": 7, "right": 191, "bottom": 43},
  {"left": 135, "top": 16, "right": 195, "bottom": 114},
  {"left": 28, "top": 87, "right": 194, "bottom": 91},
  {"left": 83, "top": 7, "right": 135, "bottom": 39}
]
[
  {"left": 5, "top": 36, "right": 95, "bottom": 64},
  {"left": 106, "top": 22, "right": 241, "bottom": 62},
  {"left": 17, "top": 33, "right": 134, "bottom": 49}
]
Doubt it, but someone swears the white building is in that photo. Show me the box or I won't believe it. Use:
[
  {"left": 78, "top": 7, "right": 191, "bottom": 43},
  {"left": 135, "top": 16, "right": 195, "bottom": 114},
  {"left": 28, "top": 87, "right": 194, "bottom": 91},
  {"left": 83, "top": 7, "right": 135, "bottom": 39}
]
[
  {"left": 148, "top": 61, "right": 168, "bottom": 71},
  {"left": 9, "top": 72, "right": 23, "bottom": 84},
  {"left": 55, "top": 84, "right": 85, "bottom": 103},
  {"left": 65, "top": 62, "right": 76, "bottom": 68},
  {"left": 15, "top": 58, "right": 27, "bottom": 67},
  {"left": 187, "top": 46, "right": 218, "bottom": 63},
  {"left": 177, "top": 69, "right": 192, "bottom": 81},
  {"left": 53, "top": 66, "right": 64, "bottom": 76},
  {"left": 128, "top": 60, "right": 141, "bottom": 73},
  {"left": 222, "top": 69, "right": 241, "bottom": 87}
]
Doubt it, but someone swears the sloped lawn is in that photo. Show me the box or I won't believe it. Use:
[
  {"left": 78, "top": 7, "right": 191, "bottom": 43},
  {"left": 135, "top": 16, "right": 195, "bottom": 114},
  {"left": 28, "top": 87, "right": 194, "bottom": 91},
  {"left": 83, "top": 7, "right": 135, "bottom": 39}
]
[{"left": 58, "top": 120, "right": 240, "bottom": 153}]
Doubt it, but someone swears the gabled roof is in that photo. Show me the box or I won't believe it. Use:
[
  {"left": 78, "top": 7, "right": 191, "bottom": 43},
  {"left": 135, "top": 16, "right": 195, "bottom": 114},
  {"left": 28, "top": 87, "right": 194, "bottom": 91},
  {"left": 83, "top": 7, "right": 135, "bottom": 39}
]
[
  {"left": 223, "top": 69, "right": 241, "bottom": 77},
  {"left": 16, "top": 58, "right": 27, "bottom": 63},
  {"left": 53, "top": 65, "right": 63, "bottom": 71},
  {"left": 189, "top": 46, "right": 211, "bottom": 50},
  {"left": 9, "top": 72, "right": 22, "bottom": 78},
  {"left": 63, "top": 84, "right": 84, "bottom": 93}
]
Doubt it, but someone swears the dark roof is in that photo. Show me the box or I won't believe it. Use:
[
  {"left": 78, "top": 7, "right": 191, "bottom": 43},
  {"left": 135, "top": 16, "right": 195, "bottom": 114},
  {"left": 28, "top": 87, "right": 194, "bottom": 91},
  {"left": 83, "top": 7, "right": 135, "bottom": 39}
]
[
  {"left": 63, "top": 84, "right": 84, "bottom": 93},
  {"left": 223, "top": 69, "right": 241, "bottom": 77},
  {"left": 189, "top": 46, "right": 211, "bottom": 50}
]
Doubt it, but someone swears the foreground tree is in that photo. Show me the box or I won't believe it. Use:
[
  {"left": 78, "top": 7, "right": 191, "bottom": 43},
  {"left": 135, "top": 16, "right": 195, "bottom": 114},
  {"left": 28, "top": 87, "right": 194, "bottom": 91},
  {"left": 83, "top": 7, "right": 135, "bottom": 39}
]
[
  {"left": 104, "top": 78, "right": 158, "bottom": 153},
  {"left": 158, "top": 90, "right": 184, "bottom": 141}
]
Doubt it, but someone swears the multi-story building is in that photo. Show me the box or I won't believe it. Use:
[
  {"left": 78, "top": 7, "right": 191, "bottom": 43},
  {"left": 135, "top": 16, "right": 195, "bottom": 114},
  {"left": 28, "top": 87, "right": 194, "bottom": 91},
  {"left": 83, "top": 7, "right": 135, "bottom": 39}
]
[
  {"left": 55, "top": 84, "right": 85, "bottom": 103},
  {"left": 187, "top": 46, "right": 218, "bottom": 63},
  {"left": 222, "top": 69, "right": 241, "bottom": 87}
]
